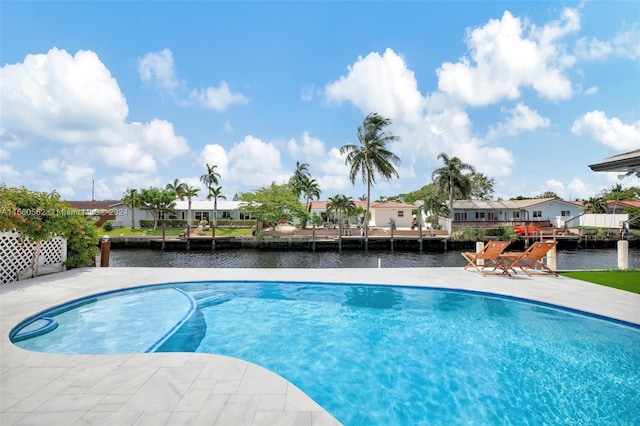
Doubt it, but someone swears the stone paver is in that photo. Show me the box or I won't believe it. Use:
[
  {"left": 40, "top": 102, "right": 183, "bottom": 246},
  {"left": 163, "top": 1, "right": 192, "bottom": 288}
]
[{"left": 1, "top": 267, "right": 638, "bottom": 425}]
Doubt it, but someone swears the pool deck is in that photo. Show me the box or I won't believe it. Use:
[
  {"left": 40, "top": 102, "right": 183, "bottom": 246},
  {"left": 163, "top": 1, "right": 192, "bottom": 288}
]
[{"left": 1, "top": 267, "right": 639, "bottom": 425}]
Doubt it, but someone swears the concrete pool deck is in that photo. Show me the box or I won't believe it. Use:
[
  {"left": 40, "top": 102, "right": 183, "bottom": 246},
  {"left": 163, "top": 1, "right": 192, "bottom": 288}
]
[{"left": 1, "top": 267, "right": 639, "bottom": 425}]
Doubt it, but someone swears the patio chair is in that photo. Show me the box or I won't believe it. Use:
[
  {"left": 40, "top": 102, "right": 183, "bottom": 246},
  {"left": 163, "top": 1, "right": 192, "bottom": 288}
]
[
  {"left": 462, "top": 241, "right": 512, "bottom": 276},
  {"left": 507, "top": 241, "right": 558, "bottom": 277}
]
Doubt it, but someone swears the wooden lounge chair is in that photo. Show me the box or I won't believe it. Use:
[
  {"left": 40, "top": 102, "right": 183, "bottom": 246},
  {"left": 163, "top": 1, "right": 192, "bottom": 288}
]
[
  {"left": 505, "top": 241, "right": 558, "bottom": 277},
  {"left": 462, "top": 241, "right": 512, "bottom": 276}
]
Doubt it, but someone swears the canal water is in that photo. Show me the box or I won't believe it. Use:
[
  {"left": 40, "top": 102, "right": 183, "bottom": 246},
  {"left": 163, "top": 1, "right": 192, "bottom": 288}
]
[{"left": 109, "top": 247, "right": 640, "bottom": 270}]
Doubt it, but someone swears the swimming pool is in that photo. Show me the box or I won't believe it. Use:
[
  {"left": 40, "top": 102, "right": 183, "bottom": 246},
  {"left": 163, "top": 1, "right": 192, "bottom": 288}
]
[{"left": 11, "top": 281, "right": 640, "bottom": 425}]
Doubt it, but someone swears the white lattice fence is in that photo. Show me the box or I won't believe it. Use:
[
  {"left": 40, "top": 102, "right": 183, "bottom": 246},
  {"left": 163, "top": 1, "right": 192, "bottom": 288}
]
[{"left": 0, "top": 231, "right": 67, "bottom": 285}]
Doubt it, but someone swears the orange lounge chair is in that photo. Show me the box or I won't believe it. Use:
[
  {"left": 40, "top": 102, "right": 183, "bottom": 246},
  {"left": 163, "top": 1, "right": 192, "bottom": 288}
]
[
  {"left": 505, "top": 241, "right": 558, "bottom": 277},
  {"left": 462, "top": 241, "right": 512, "bottom": 276}
]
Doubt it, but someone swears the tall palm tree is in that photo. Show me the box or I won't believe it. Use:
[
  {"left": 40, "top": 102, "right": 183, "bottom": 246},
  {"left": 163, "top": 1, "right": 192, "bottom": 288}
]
[
  {"left": 200, "top": 163, "right": 221, "bottom": 189},
  {"left": 290, "top": 161, "right": 311, "bottom": 197},
  {"left": 431, "top": 153, "right": 476, "bottom": 216},
  {"left": 583, "top": 196, "right": 607, "bottom": 214},
  {"left": 206, "top": 185, "right": 226, "bottom": 237},
  {"left": 122, "top": 188, "right": 140, "bottom": 229},
  {"left": 181, "top": 185, "right": 200, "bottom": 236},
  {"left": 327, "top": 194, "right": 356, "bottom": 251},
  {"left": 300, "top": 176, "right": 321, "bottom": 211},
  {"left": 340, "top": 112, "right": 400, "bottom": 249},
  {"left": 310, "top": 213, "right": 324, "bottom": 252},
  {"left": 166, "top": 179, "right": 186, "bottom": 199},
  {"left": 418, "top": 195, "right": 450, "bottom": 229}
]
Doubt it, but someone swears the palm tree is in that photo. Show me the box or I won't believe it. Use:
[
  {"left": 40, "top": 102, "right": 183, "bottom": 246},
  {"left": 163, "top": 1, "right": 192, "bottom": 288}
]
[
  {"left": 122, "top": 188, "right": 140, "bottom": 229},
  {"left": 418, "top": 195, "right": 450, "bottom": 230},
  {"left": 584, "top": 196, "right": 607, "bottom": 214},
  {"left": 431, "top": 153, "right": 476, "bottom": 216},
  {"left": 182, "top": 185, "right": 200, "bottom": 236},
  {"left": 289, "top": 161, "right": 311, "bottom": 197},
  {"left": 340, "top": 112, "right": 400, "bottom": 249},
  {"left": 206, "top": 185, "right": 226, "bottom": 238},
  {"left": 166, "top": 179, "right": 186, "bottom": 199},
  {"left": 327, "top": 194, "right": 356, "bottom": 252},
  {"left": 300, "top": 176, "right": 321, "bottom": 211},
  {"left": 200, "top": 163, "right": 220, "bottom": 189},
  {"left": 310, "top": 213, "right": 324, "bottom": 252}
]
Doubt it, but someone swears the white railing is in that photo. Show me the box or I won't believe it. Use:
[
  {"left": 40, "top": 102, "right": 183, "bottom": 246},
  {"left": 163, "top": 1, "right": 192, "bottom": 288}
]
[{"left": 0, "top": 230, "right": 67, "bottom": 285}]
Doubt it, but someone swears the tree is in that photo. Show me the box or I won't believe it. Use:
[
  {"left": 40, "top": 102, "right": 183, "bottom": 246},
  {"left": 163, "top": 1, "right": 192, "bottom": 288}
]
[
  {"left": 138, "top": 187, "right": 176, "bottom": 230},
  {"left": 469, "top": 173, "right": 495, "bottom": 200},
  {"left": 600, "top": 184, "right": 640, "bottom": 201},
  {"left": 419, "top": 195, "right": 450, "bottom": 228},
  {"left": 299, "top": 176, "right": 321, "bottom": 212},
  {"left": 431, "top": 153, "right": 476, "bottom": 216},
  {"left": 239, "top": 183, "right": 307, "bottom": 230},
  {"left": 0, "top": 185, "right": 99, "bottom": 271},
  {"left": 536, "top": 191, "right": 561, "bottom": 200},
  {"left": 390, "top": 184, "right": 438, "bottom": 205},
  {"left": 340, "top": 112, "right": 400, "bottom": 249},
  {"left": 200, "top": 163, "right": 220, "bottom": 189},
  {"left": 289, "top": 161, "right": 311, "bottom": 197},
  {"left": 206, "top": 185, "right": 226, "bottom": 237},
  {"left": 182, "top": 185, "right": 200, "bottom": 235},
  {"left": 327, "top": 194, "right": 356, "bottom": 251},
  {"left": 310, "top": 213, "right": 324, "bottom": 252},
  {"left": 583, "top": 196, "right": 607, "bottom": 214},
  {"left": 165, "top": 179, "right": 186, "bottom": 199},
  {"left": 122, "top": 188, "right": 139, "bottom": 229}
]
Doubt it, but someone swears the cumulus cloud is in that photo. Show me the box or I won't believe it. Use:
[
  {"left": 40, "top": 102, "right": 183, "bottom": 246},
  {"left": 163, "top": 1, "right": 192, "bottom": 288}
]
[
  {"left": 201, "top": 143, "right": 230, "bottom": 178},
  {"left": 576, "top": 23, "right": 640, "bottom": 60},
  {"left": 487, "top": 103, "right": 551, "bottom": 140},
  {"left": 287, "top": 131, "right": 326, "bottom": 160},
  {"left": 190, "top": 81, "right": 248, "bottom": 111},
  {"left": 0, "top": 47, "right": 189, "bottom": 191},
  {"left": 226, "top": 136, "right": 288, "bottom": 188},
  {"left": 138, "top": 48, "right": 183, "bottom": 94},
  {"left": 571, "top": 110, "right": 640, "bottom": 151},
  {"left": 325, "top": 48, "right": 423, "bottom": 123},
  {"left": 1, "top": 48, "right": 128, "bottom": 142},
  {"left": 437, "top": 9, "right": 578, "bottom": 105}
]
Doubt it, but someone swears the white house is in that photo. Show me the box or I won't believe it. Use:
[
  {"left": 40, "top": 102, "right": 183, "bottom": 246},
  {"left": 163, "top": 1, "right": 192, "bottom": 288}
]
[
  {"left": 111, "top": 200, "right": 246, "bottom": 228},
  {"left": 308, "top": 200, "right": 416, "bottom": 228},
  {"left": 452, "top": 198, "right": 582, "bottom": 228}
]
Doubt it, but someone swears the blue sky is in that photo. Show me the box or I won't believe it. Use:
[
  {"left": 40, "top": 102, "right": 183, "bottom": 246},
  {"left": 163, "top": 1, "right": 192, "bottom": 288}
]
[{"left": 1, "top": 1, "right": 639, "bottom": 202}]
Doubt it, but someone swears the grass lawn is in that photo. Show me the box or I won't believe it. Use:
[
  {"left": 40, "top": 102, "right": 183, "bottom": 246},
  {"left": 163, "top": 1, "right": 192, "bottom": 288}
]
[
  {"left": 560, "top": 270, "right": 640, "bottom": 294},
  {"left": 103, "top": 227, "right": 252, "bottom": 237}
]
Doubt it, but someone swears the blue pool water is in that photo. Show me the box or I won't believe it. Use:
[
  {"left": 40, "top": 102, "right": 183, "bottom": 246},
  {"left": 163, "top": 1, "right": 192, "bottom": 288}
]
[{"left": 11, "top": 281, "right": 640, "bottom": 425}]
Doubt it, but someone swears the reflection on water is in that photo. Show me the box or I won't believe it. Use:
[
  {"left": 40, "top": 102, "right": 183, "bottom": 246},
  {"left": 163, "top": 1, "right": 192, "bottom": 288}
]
[{"left": 109, "top": 247, "right": 640, "bottom": 270}]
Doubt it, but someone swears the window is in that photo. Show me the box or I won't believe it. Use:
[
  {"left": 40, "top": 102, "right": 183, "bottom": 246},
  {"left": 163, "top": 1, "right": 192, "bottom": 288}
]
[
  {"left": 513, "top": 211, "right": 520, "bottom": 219},
  {"left": 239, "top": 212, "right": 252, "bottom": 220},
  {"left": 398, "top": 211, "right": 404, "bottom": 217},
  {"left": 533, "top": 211, "right": 542, "bottom": 218},
  {"left": 561, "top": 210, "right": 571, "bottom": 217},
  {"left": 475, "top": 212, "right": 485, "bottom": 219},
  {"left": 454, "top": 212, "right": 467, "bottom": 221}
]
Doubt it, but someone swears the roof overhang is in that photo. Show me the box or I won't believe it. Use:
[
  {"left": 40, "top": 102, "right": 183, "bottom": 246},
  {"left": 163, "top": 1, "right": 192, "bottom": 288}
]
[{"left": 589, "top": 149, "right": 640, "bottom": 177}]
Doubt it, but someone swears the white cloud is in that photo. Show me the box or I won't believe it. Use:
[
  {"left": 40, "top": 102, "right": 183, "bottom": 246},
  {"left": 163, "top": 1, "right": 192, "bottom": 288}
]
[
  {"left": 437, "top": 9, "right": 577, "bottom": 105},
  {"left": 487, "top": 103, "right": 551, "bottom": 139},
  {"left": 583, "top": 86, "right": 598, "bottom": 96},
  {"left": 325, "top": 48, "right": 423, "bottom": 123},
  {"left": 0, "top": 164, "right": 19, "bottom": 179},
  {"left": 190, "top": 81, "right": 248, "bottom": 111},
  {"left": 571, "top": 110, "right": 640, "bottom": 151},
  {"left": 201, "top": 143, "right": 229, "bottom": 178},
  {"left": 0, "top": 47, "right": 190, "bottom": 190},
  {"left": 1, "top": 48, "right": 128, "bottom": 142},
  {"left": 226, "top": 136, "right": 287, "bottom": 188},
  {"left": 576, "top": 23, "right": 640, "bottom": 60},
  {"left": 138, "top": 48, "right": 183, "bottom": 94},
  {"left": 287, "top": 131, "right": 326, "bottom": 160}
]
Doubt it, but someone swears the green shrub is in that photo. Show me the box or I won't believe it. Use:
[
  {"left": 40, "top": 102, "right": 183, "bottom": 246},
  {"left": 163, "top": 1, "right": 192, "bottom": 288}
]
[{"left": 102, "top": 221, "right": 113, "bottom": 231}]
